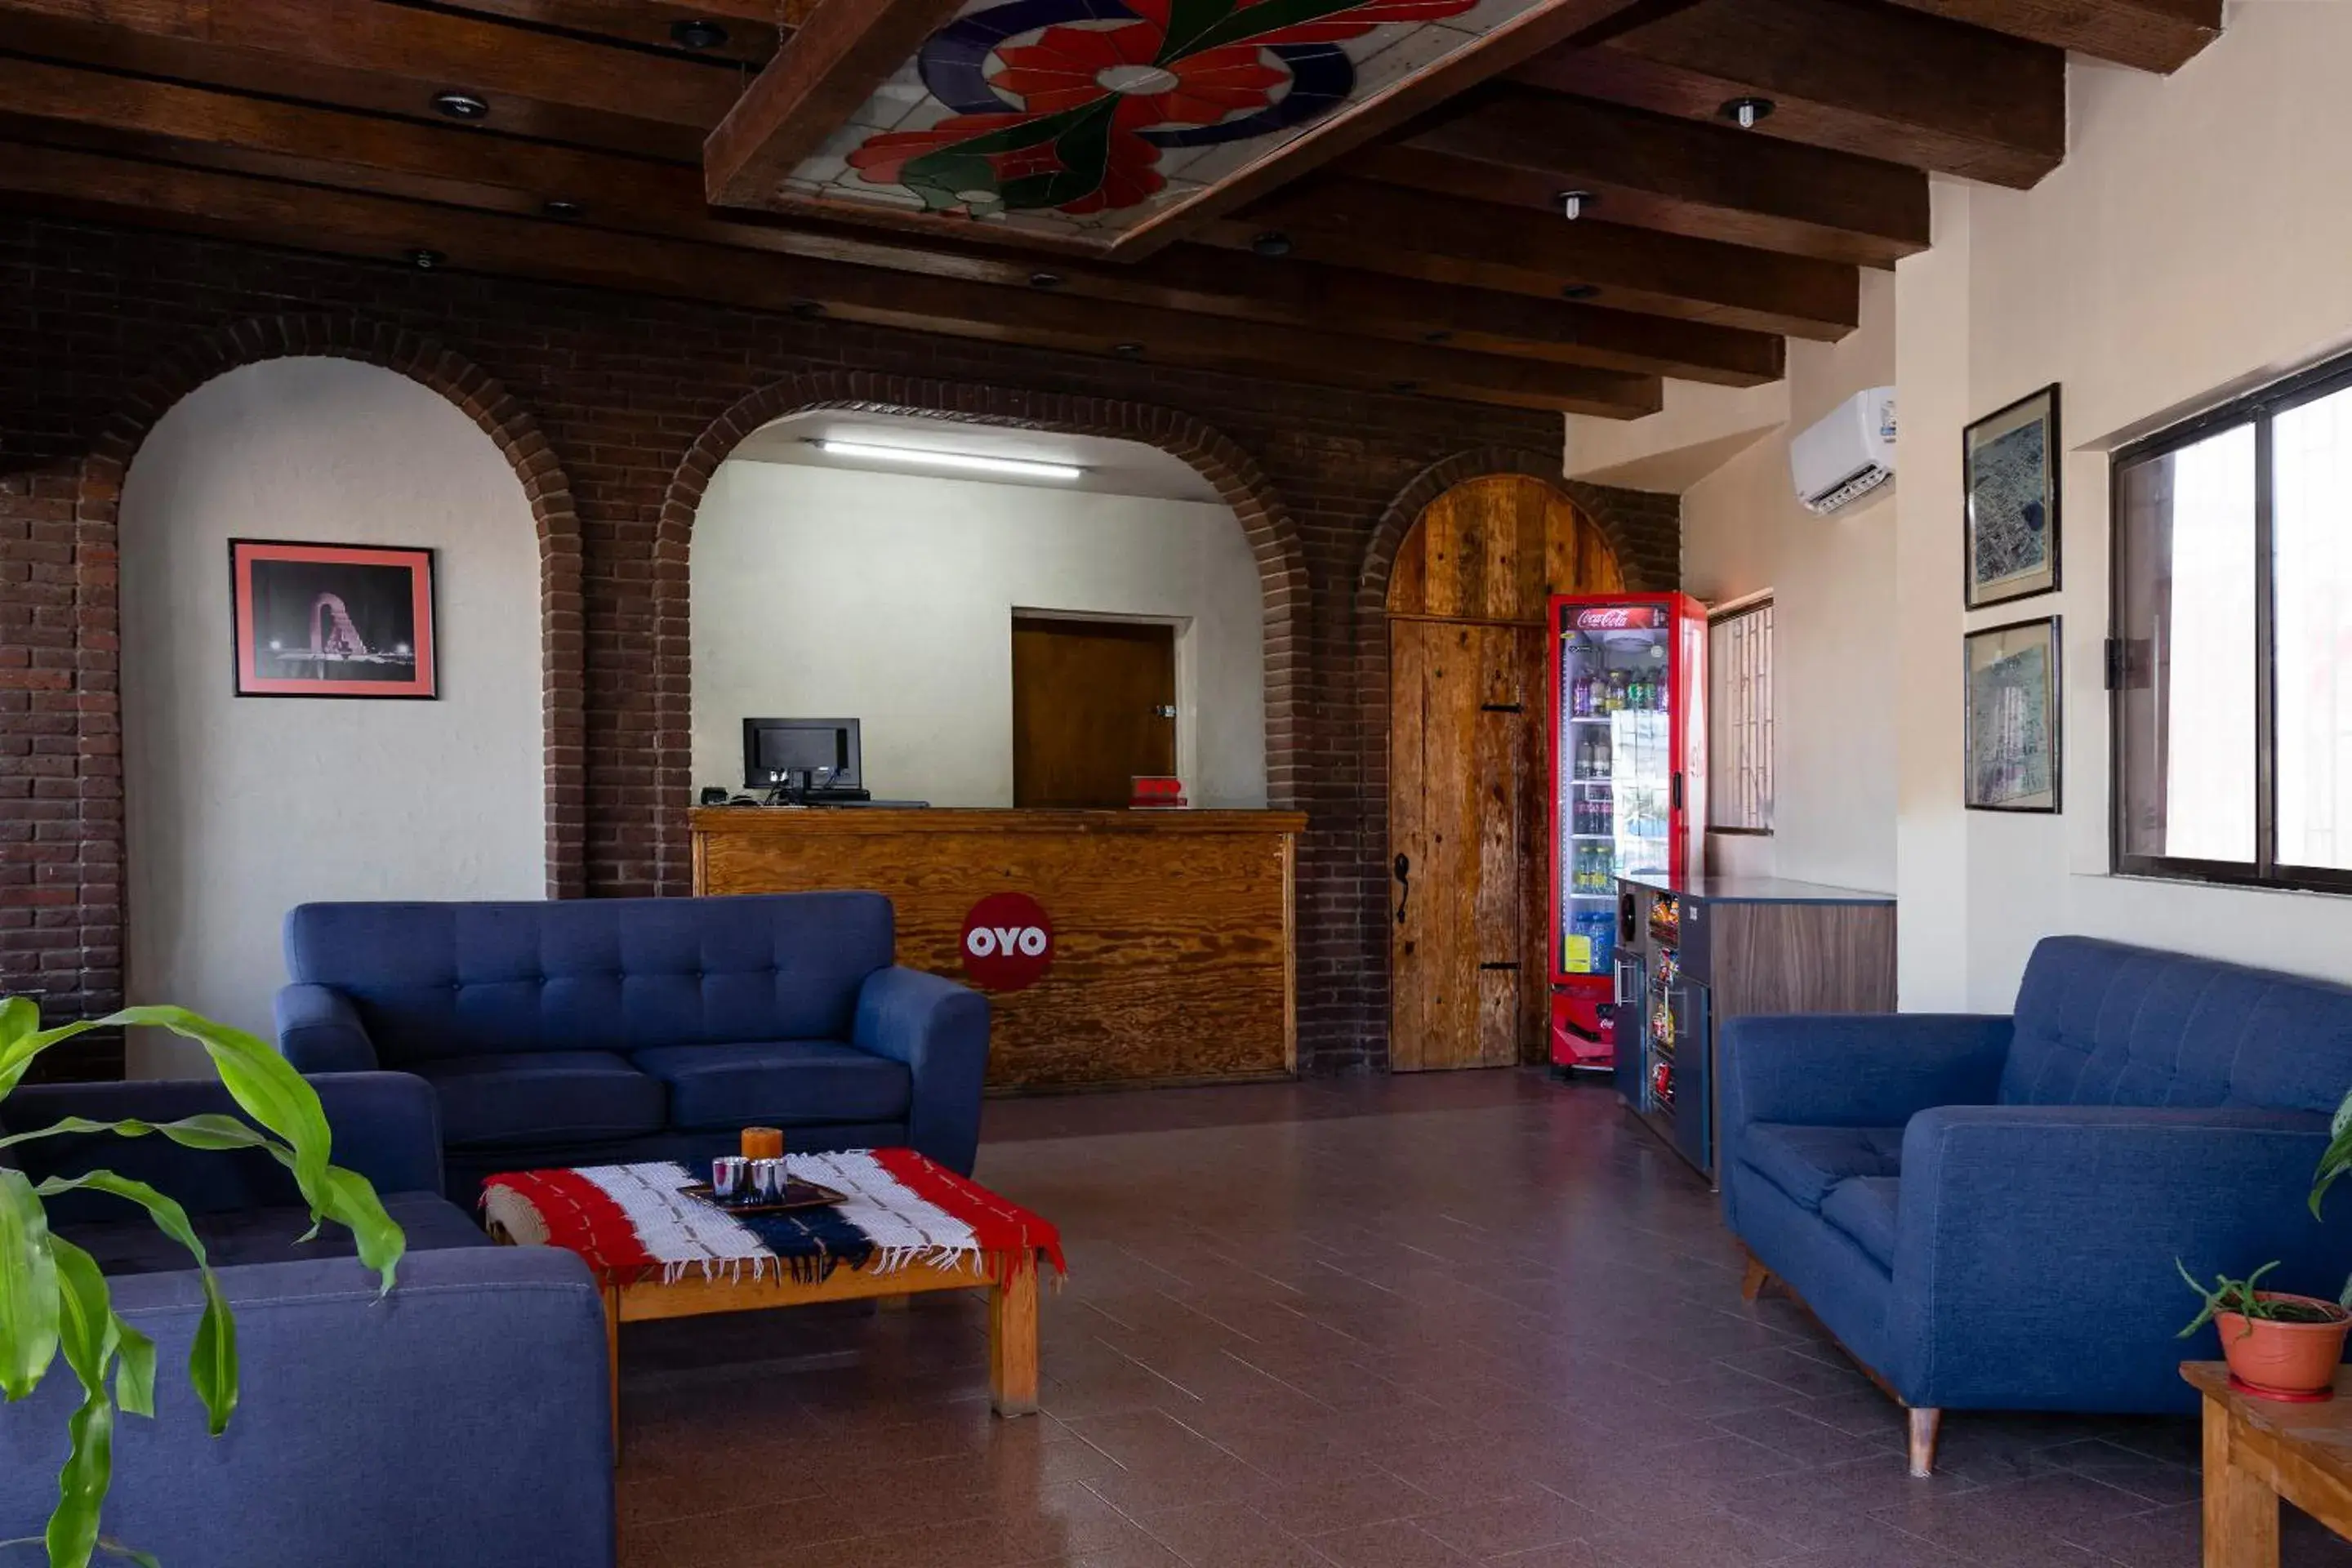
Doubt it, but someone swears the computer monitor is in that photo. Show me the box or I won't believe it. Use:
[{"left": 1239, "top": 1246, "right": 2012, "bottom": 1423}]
[{"left": 742, "top": 717, "right": 862, "bottom": 792}]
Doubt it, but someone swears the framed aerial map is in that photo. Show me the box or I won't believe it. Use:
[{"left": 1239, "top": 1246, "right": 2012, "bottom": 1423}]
[
  {"left": 1963, "top": 383, "right": 2060, "bottom": 610},
  {"left": 1963, "top": 616, "right": 2060, "bottom": 813}
]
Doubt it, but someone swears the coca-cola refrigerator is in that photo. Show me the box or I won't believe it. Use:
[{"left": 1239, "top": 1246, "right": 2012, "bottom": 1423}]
[{"left": 1546, "top": 593, "right": 1708, "bottom": 1071}]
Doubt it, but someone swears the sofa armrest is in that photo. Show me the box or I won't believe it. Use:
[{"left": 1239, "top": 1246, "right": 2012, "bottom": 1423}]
[
  {"left": 0, "top": 1246, "right": 612, "bottom": 1567},
  {"left": 7, "top": 1072, "right": 446, "bottom": 1216},
  {"left": 1889, "top": 1104, "right": 2350, "bottom": 1410},
  {"left": 1719, "top": 1013, "right": 2013, "bottom": 1135},
  {"left": 853, "top": 966, "right": 990, "bottom": 1175},
  {"left": 275, "top": 982, "right": 379, "bottom": 1072}
]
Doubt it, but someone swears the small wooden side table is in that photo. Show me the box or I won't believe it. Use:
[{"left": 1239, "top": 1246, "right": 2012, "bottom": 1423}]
[{"left": 2183, "top": 1361, "right": 2352, "bottom": 1566}]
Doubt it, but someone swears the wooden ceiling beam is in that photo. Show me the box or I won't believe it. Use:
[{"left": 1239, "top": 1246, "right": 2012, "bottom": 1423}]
[
  {"left": 421, "top": 0, "right": 783, "bottom": 66},
  {"left": 1357, "top": 88, "right": 1927, "bottom": 270},
  {"left": 0, "top": 58, "right": 1781, "bottom": 386},
  {"left": 1517, "top": 0, "right": 2066, "bottom": 188},
  {"left": 1875, "top": 0, "right": 2221, "bottom": 74},
  {"left": 0, "top": 0, "right": 742, "bottom": 154},
  {"left": 1230, "top": 176, "right": 1860, "bottom": 340},
  {"left": 0, "top": 143, "right": 1664, "bottom": 416},
  {"left": 702, "top": 0, "right": 966, "bottom": 208}
]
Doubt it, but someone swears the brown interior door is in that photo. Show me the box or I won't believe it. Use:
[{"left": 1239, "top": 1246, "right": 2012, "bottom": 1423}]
[
  {"left": 1012, "top": 617, "right": 1177, "bottom": 808},
  {"left": 1389, "top": 618, "right": 1545, "bottom": 1071}
]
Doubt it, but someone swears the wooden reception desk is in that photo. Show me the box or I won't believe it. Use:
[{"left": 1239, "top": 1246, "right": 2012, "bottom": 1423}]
[{"left": 690, "top": 807, "right": 1307, "bottom": 1089}]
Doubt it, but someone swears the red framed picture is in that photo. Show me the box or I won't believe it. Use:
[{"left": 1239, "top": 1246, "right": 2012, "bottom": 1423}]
[{"left": 229, "top": 539, "right": 438, "bottom": 699}]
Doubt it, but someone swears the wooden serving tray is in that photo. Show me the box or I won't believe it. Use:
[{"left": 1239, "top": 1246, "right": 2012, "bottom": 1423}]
[{"left": 678, "top": 1178, "right": 848, "bottom": 1216}]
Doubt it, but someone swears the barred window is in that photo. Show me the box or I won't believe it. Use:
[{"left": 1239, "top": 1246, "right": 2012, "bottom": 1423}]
[{"left": 1708, "top": 597, "right": 1773, "bottom": 833}]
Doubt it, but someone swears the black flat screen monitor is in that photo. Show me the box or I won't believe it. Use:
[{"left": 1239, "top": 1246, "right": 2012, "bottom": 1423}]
[{"left": 742, "top": 717, "right": 862, "bottom": 791}]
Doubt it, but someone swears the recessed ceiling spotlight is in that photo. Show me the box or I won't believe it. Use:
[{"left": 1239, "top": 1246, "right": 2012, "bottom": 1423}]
[
  {"left": 1028, "top": 271, "right": 1063, "bottom": 289},
  {"left": 1720, "top": 96, "right": 1775, "bottom": 129},
  {"left": 1422, "top": 328, "right": 1453, "bottom": 344},
  {"left": 812, "top": 439, "right": 1083, "bottom": 483},
  {"left": 542, "top": 198, "right": 585, "bottom": 219},
  {"left": 670, "top": 18, "right": 728, "bottom": 49},
  {"left": 788, "top": 299, "right": 826, "bottom": 319},
  {"left": 1111, "top": 341, "right": 1145, "bottom": 356},
  {"left": 432, "top": 90, "right": 490, "bottom": 121},
  {"left": 1561, "top": 283, "right": 1599, "bottom": 301},
  {"left": 408, "top": 248, "right": 447, "bottom": 270},
  {"left": 1250, "top": 230, "right": 1294, "bottom": 258},
  {"left": 1557, "top": 189, "right": 1596, "bottom": 221}
]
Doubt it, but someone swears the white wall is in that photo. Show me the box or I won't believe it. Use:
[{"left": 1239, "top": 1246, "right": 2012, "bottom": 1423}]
[
  {"left": 121, "top": 359, "right": 546, "bottom": 1071},
  {"left": 690, "top": 457, "right": 1267, "bottom": 807}
]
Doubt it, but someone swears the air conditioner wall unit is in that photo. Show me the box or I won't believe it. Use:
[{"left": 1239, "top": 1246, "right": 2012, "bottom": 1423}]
[{"left": 1791, "top": 385, "right": 1896, "bottom": 515}]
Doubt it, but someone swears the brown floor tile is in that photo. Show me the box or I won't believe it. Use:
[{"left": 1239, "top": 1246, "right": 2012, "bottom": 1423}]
[{"left": 1308, "top": 1520, "right": 1481, "bottom": 1568}]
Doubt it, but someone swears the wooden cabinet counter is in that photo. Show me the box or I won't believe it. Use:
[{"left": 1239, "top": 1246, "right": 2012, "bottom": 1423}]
[{"left": 690, "top": 807, "right": 1306, "bottom": 1089}]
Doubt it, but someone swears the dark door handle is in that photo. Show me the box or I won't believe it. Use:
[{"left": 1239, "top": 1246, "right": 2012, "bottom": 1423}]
[
  {"left": 1672, "top": 772, "right": 1683, "bottom": 811},
  {"left": 1394, "top": 853, "right": 1411, "bottom": 926},
  {"left": 1478, "top": 961, "right": 1520, "bottom": 971}
]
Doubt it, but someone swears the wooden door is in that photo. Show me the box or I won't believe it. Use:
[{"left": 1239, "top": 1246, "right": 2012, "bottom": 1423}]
[
  {"left": 1387, "top": 474, "right": 1624, "bottom": 1071},
  {"left": 1011, "top": 617, "right": 1176, "bottom": 808},
  {"left": 1390, "top": 620, "right": 1546, "bottom": 1070}
]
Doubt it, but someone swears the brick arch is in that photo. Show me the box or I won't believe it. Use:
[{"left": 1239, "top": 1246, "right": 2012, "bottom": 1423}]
[
  {"left": 1348, "top": 448, "right": 1647, "bottom": 1070},
  {"left": 70, "top": 318, "right": 590, "bottom": 1029},
  {"left": 650, "top": 372, "right": 1312, "bottom": 894}
]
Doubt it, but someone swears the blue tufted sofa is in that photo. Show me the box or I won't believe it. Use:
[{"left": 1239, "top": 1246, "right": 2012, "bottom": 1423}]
[
  {"left": 0, "top": 1072, "right": 612, "bottom": 1565},
  {"left": 274, "top": 892, "right": 990, "bottom": 1201},
  {"left": 1721, "top": 934, "right": 2352, "bottom": 1476}
]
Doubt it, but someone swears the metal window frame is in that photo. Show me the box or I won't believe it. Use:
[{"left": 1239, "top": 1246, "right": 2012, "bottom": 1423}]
[{"left": 1706, "top": 596, "right": 1774, "bottom": 835}]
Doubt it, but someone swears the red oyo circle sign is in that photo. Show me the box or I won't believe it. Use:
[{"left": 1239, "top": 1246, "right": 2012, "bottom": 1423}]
[{"left": 960, "top": 893, "right": 1054, "bottom": 991}]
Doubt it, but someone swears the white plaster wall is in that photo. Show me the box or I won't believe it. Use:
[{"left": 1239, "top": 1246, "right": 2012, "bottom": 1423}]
[
  {"left": 121, "top": 359, "right": 546, "bottom": 1071},
  {"left": 689, "top": 458, "right": 1267, "bottom": 808}
]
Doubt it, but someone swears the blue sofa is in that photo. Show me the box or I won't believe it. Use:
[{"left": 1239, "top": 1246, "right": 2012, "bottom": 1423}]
[
  {"left": 1721, "top": 935, "right": 2352, "bottom": 1476},
  {"left": 274, "top": 892, "right": 990, "bottom": 1200},
  {"left": 0, "top": 1073, "right": 612, "bottom": 1566}
]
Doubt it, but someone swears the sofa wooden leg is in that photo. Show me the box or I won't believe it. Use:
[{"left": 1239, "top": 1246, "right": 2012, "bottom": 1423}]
[
  {"left": 1740, "top": 1254, "right": 1775, "bottom": 1303},
  {"left": 1907, "top": 1406, "right": 1942, "bottom": 1478}
]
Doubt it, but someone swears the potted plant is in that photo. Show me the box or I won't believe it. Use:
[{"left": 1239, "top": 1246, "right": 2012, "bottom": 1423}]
[
  {"left": 2178, "top": 1260, "right": 2352, "bottom": 1398},
  {"left": 0, "top": 998, "right": 405, "bottom": 1568}
]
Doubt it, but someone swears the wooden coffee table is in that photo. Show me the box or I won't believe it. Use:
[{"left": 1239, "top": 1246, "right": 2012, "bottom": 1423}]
[
  {"left": 482, "top": 1152, "right": 1058, "bottom": 1445},
  {"left": 2184, "top": 1361, "right": 2352, "bottom": 1566}
]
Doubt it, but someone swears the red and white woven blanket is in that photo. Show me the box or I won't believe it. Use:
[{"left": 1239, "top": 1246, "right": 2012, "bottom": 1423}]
[{"left": 481, "top": 1148, "right": 1065, "bottom": 1288}]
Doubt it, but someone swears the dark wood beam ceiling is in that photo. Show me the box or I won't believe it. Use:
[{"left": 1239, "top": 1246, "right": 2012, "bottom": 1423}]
[
  {"left": 1516, "top": 0, "right": 2068, "bottom": 188},
  {"left": 1876, "top": 0, "right": 2221, "bottom": 73},
  {"left": 1227, "top": 177, "right": 1861, "bottom": 340},
  {"left": 703, "top": 0, "right": 964, "bottom": 208},
  {"left": 1355, "top": 87, "right": 1929, "bottom": 269},
  {"left": 0, "top": 142, "right": 1668, "bottom": 416}
]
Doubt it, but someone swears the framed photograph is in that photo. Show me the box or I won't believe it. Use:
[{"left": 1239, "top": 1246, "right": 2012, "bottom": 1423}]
[
  {"left": 229, "top": 539, "right": 438, "bottom": 699},
  {"left": 1964, "top": 383, "right": 2061, "bottom": 610},
  {"left": 1964, "top": 616, "right": 2060, "bottom": 813}
]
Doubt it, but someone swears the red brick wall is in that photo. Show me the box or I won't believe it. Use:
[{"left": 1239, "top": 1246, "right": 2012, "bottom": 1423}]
[{"left": 0, "top": 215, "right": 1677, "bottom": 1077}]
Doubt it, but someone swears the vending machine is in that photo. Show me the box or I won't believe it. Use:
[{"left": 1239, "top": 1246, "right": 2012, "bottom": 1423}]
[{"left": 1546, "top": 593, "right": 1708, "bottom": 1071}]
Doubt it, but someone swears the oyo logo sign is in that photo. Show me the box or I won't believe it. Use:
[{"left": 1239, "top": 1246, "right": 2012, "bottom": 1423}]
[
  {"left": 1575, "top": 605, "right": 1664, "bottom": 631},
  {"left": 960, "top": 893, "right": 1054, "bottom": 991}
]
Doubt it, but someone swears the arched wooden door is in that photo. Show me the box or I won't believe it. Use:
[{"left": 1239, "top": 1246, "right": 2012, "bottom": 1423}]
[{"left": 1388, "top": 475, "right": 1625, "bottom": 1071}]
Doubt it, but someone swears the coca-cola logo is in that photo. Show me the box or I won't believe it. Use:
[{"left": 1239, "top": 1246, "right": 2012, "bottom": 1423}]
[
  {"left": 960, "top": 893, "right": 1055, "bottom": 991},
  {"left": 1575, "top": 605, "right": 1665, "bottom": 631}
]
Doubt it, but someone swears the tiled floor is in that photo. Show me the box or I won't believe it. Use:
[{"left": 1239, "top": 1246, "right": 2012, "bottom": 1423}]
[{"left": 615, "top": 1071, "right": 2351, "bottom": 1567}]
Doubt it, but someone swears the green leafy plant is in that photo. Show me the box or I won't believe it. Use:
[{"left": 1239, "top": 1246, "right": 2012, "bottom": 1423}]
[
  {"left": 0, "top": 998, "right": 406, "bottom": 1568},
  {"left": 2177, "top": 1258, "right": 2348, "bottom": 1339},
  {"left": 2311, "top": 1085, "right": 2352, "bottom": 1307}
]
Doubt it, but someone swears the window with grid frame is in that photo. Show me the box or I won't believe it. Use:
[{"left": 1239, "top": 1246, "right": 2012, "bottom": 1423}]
[
  {"left": 1708, "top": 598, "right": 1773, "bottom": 833},
  {"left": 2111, "top": 350, "right": 2352, "bottom": 893}
]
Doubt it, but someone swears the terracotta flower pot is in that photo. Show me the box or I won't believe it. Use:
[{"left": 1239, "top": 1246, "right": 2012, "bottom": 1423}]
[{"left": 2216, "top": 1291, "right": 2352, "bottom": 1399}]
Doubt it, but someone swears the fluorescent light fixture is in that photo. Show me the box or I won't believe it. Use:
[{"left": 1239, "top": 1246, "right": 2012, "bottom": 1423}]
[{"left": 812, "top": 439, "right": 1083, "bottom": 482}]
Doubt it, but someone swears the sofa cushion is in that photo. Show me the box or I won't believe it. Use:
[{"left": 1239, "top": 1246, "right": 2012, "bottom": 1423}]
[
  {"left": 64, "top": 1192, "right": 488, "bottom": 1276},
  {"left": 1738, "top": 1124, "right": 1905, "bottom": 1213},
  {"left": 415, "top": 1052, "right": 666, "bottom": 1148},
  {"left": 632, "top": 1041, "right": 911, "bottom": 1132},
  {"left": 282, "top": 893, "right": 896, "bottom": 1062},
  {"left": 1818, "top": 1175, "right": 1899, "bottom": 1272},
  {"left": 2004, "top": 936, "right": 2352, "bottom": 1114}
]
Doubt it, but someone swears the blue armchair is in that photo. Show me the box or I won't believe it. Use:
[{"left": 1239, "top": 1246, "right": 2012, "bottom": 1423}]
[
  {"left": 0, "top": 1073, "right": 613, "bottom": 1565},
  {"left": 1720, "top": 936, "right": 2352, "bottom": 1476},
  {"left": 274, "top": 893, "right": 991, "bottom": 1200}
]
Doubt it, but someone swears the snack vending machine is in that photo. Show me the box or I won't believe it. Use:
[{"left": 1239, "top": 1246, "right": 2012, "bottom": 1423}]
[{"left": 1546, "top": 593, "right": 1708, "bottom": 1071}]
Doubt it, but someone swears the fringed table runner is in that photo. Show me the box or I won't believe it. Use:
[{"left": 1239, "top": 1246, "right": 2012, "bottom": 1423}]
[{"left": 481, "top": 1148, "right": 1064, "bottom": 1288}]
